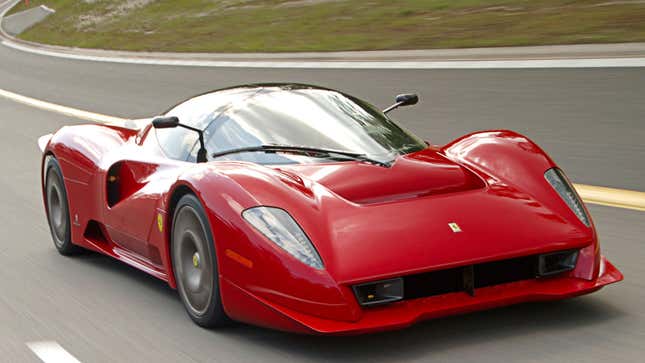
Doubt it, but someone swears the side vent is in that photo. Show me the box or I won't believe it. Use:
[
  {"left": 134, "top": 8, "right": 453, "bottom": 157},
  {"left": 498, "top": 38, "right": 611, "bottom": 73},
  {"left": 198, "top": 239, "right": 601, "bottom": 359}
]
[
  {"left": 107, "top": 163, "right": 122, "bottom": 207},
  {"left": 106, "top": 161, "right": 148, "bottom": 208},
  {"left": 84, "top": 220, "right": 109, "bottom": 246}
]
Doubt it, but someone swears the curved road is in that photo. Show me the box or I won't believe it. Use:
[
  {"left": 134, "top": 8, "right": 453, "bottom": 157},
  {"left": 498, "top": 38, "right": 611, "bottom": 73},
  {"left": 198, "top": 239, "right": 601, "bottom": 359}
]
[{"left": 0, "top": 40, "right": 643, "bottom": 361}]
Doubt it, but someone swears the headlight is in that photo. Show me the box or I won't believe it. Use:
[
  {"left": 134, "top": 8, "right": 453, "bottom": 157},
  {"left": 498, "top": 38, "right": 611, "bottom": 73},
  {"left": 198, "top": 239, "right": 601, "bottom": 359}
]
[
  {"left": 544, "top": 168, "right": 590, "bottom": 227},
  {"left": 242, "top": 207, "right": 323, "bottom": 269}
]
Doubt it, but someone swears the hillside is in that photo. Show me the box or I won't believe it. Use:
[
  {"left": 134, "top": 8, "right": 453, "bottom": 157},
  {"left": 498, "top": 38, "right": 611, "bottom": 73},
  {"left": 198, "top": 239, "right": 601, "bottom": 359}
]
[{"left": 8, "top": 0, "right": 645, "bottom": 52}]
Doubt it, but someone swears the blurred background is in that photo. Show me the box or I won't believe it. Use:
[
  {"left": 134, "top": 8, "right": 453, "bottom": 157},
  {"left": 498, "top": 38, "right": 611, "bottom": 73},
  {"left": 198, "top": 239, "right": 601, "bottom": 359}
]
[
  {"left": 6, "top": 0, "right": 645, "bottom": 52},
  {"left": 0, "top": 1, "right": 644, "bottom": 362}
]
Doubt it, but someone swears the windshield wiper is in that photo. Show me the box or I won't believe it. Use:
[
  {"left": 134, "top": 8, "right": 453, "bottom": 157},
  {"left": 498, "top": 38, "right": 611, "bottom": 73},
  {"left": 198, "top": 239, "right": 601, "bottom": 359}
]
[{"left": 211, "top": 144, "right": 391, "bottom": 167}]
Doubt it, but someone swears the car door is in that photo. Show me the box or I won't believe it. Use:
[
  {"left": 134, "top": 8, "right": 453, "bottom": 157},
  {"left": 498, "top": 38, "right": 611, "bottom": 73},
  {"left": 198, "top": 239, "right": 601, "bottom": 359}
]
[
  {"left": 102, "top": 94, "right": 224, "bottom": 263},
  {"left": 103, "top": 157, "right": 166, "bottom": 264}
]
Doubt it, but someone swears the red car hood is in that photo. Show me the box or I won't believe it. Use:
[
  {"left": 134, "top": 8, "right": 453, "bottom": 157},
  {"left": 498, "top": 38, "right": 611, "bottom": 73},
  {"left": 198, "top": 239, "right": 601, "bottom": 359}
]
[
  {"left": 276, "top": 148, "right": 592, "bottom": 284},
  {"left": 284, "top": 148, "right": 485, "bottom": 204}
]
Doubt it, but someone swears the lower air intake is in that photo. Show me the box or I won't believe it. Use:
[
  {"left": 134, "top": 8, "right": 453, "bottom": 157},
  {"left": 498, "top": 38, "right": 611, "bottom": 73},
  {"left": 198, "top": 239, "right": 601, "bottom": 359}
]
[
  {"left": 353, "top": 278, "right": 404, "bottom": 307},
  {"left": 353, "top": 249, "right": 579, "bottom": 307}
]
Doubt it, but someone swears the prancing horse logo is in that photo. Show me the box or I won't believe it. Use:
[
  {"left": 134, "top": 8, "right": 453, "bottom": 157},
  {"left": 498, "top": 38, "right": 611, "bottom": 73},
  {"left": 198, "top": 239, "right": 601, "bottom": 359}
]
[{"left": 448, "top": 222, "right": 462, "bottom": 233}]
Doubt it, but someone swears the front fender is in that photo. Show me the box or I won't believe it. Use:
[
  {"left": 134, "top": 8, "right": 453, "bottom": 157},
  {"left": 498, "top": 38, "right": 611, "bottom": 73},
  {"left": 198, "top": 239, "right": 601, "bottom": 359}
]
[
  {"left": 442, "top": 130, "right": 600, "bottom": 280},
  {"left": 170, "top": 163, "right": 361, "bottom": 324},
  {"left": 442, "top": 130, "right": 557, "bottom": 192}
]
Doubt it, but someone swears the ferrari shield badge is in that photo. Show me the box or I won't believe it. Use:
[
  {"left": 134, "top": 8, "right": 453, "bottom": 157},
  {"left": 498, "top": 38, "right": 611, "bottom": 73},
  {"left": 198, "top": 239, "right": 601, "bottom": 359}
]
[
  {"left": 448, "top": 222, "right": 462, "bottom": 233},
  {"left": 157, "top": 213, "right": 164, "bottom": 232}
]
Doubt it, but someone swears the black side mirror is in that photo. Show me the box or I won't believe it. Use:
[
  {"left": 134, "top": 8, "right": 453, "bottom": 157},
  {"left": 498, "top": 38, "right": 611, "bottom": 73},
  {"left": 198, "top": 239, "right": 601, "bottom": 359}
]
[
  {"left": 152, "top": 116, "right": 180, "bottom": 129},
  {"left": 395, "top": 93, "right": 419, "bottom": 106},
  {"left": 383, "top": 93, "right": 419, "bottom": 114},
  {"left": 151, "top": 116, "right": 208, "bottom": 163}
]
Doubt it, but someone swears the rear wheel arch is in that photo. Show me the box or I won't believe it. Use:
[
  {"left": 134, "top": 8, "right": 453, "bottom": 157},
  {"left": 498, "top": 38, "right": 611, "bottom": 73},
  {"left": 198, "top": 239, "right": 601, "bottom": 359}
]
[
  {"left": 42, "top": 152, "right": 62, "bottom": 219},
  {"left": 41, "top": 151, "right": 55, "bottom": 188},
  {"left": 43, "top": 155, "right": 82, "bottom": 255}
]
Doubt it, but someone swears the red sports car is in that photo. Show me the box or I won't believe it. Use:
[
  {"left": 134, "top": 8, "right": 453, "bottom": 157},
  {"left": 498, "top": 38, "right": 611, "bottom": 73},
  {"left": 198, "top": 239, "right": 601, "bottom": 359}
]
[{"left": 39, "top": 84, "right": 622, "bottom": 334}]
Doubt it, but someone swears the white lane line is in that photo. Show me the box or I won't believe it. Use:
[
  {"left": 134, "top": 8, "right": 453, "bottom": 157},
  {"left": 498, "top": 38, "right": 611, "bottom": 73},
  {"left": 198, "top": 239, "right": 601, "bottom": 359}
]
[
  {"left": 27, "top": 341, "right": 82, "bottom": 363},
  {"left": 0, "top": 88, "right": 127, "bottom": 123},
  {"left": 3, "top": 40, "right": 645, "bottom": 69}
]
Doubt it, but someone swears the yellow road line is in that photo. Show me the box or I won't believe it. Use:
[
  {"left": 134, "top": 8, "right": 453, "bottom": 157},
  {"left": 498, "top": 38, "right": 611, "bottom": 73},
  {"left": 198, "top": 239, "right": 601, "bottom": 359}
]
[
  {"left": 574, "top": 184, "right": 645, "bottom": 212},
  {"left": 1, "top": 86, "right": 643, "bottom": 212}
]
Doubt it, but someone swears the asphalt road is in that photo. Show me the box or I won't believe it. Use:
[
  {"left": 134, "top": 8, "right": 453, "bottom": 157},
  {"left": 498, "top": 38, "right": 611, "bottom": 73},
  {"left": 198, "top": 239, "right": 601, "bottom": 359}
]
[{"left": 0, "top": 41, "right": 644, "bottom": 362}]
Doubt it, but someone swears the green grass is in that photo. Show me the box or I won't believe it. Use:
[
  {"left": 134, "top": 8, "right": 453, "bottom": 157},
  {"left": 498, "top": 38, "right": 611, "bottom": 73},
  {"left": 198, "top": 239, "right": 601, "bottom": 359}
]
[{"left": 7, "top": 0, "right": 645, "bottom": 53}]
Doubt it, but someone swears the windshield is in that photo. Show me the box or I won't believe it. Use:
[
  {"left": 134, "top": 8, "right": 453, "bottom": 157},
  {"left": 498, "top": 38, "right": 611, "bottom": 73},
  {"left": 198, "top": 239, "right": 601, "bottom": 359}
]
[{"left": 201, "top": 87, "right": 427, "bottom": 165}]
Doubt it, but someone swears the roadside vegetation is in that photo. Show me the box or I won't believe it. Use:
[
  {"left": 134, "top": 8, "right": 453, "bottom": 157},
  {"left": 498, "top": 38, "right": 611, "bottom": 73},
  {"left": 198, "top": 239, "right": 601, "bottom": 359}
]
[{"left": 8, "top": 0, "right": 645, "bottom": 52}]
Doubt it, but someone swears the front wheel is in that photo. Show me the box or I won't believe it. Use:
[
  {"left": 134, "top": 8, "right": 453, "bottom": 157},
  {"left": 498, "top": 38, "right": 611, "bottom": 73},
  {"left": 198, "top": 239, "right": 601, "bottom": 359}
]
[{"left": 171, "top": 194, "right": 228, "bottom": 328}]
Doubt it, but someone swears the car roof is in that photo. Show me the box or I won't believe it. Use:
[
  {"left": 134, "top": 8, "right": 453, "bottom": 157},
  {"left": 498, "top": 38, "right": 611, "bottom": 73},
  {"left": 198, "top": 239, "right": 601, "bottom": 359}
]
[{"left": 162, "top": 83, "right": 337, "bottom": 115}]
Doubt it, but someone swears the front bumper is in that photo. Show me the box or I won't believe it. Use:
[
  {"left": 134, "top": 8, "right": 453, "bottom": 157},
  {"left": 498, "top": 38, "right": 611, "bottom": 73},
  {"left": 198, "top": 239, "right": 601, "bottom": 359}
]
[{"left": 223, "top": 256, "right": 622, "bottom": 335}]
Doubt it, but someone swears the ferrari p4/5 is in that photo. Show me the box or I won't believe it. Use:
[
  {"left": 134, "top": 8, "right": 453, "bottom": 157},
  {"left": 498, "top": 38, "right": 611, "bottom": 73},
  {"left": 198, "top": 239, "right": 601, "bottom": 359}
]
[{"left": 39, "top": 84, "right": 622, "bottom": 334}]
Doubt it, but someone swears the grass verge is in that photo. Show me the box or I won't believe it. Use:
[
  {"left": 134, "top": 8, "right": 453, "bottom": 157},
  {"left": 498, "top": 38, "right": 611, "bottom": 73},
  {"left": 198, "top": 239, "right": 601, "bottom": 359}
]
[{"left": 6, "top": 0, "right": 645, "bottom": 53}]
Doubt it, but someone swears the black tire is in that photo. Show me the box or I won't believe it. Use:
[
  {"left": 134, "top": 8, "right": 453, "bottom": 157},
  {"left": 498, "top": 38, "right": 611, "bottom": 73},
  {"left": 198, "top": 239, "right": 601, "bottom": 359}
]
[
  {"left": 44, "top": 157, "right": 81, "bottom": 255},
  {"left": 171, "top": 194, "right": 228, "bottom": 328}
]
